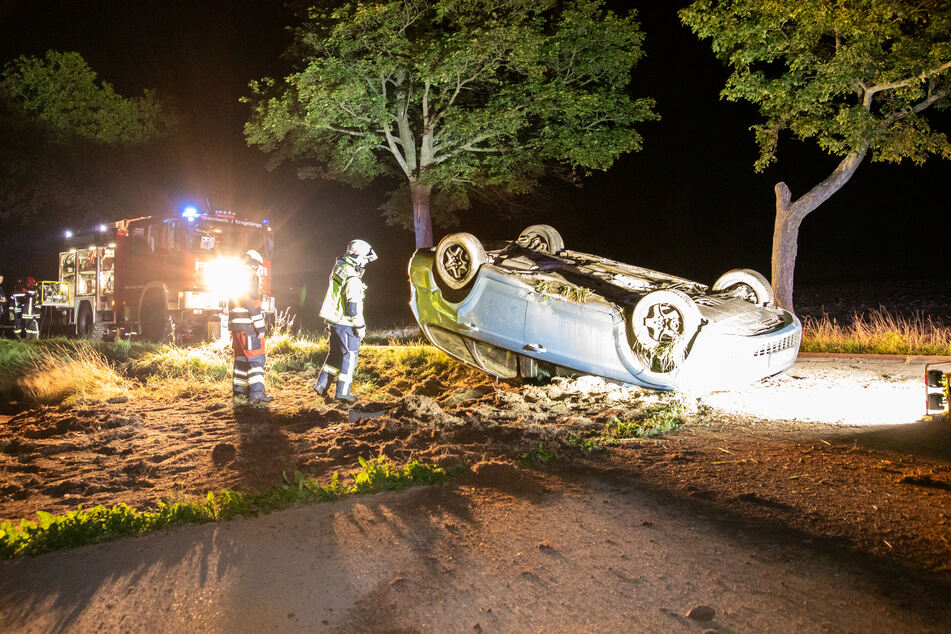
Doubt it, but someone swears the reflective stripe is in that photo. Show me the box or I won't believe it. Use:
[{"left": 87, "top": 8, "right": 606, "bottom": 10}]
[
  {"left": 233, "top": 378, "right": 249, "bottom": 386},
  {"left": 230, "top": 317, "right": 252, "bottom": 324},
  {"left": 233, "top": 369, "right": 249, "bottom": 377},
  {"left": 248, "top": 375, "right": 265, "bottom": 385},
  {"left": 321, "top": 364, "right": 339, "bottom": 375}
]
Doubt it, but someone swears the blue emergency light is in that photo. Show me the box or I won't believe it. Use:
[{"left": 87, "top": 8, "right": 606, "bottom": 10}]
[{"left": 182, "top": 206, "right": 199, "bottom": 221}]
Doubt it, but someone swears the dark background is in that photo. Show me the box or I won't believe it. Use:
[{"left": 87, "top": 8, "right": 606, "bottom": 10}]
[{"left": 1, "top": 0, "right": 948, "bottom": 328}]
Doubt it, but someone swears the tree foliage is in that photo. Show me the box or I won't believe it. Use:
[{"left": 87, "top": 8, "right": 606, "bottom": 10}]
[
  {"left": 681, "top": 0, "right": 951, "bottom": 170},
  {"left": 0, "top": 51, "right": 171, "bottom": 223},
  {"left": 681, "top": 0, "right": 951, "bottom": 310},
  {"left": 245, "top": 0, "right": 657, "bottom": 246}
]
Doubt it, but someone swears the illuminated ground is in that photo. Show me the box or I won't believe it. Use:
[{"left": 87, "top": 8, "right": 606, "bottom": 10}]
[{"left": 1, "top": 354, "right": 950, "bottom": 630}]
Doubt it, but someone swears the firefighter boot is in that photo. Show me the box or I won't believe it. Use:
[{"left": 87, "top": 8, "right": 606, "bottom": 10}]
[{"left": 334, "top": 381, "right": 356, "bottom": 404}]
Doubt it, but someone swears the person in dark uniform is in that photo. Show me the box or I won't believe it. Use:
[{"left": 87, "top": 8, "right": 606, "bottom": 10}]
[
  {"left": 228, "top": 250, "right": 273, "bottom": 404},
  {"left": 0, "top": 274, "right": 6, "bottom": 338},
  {"left": 10, "top": 278, "right": 24, "bottom": 339},
  {"left": 21, "top": 277, "right": 40, "bottom": 339}
]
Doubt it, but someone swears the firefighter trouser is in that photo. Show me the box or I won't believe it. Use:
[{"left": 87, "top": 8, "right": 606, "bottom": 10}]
[
  {"left": 316, "top": 323, "right": 362, "bottom": 397},
  {"left": 232, "top": 329, "right": 266, "bottom": 398},
  {"left": 22, "top": 306, "right": 38, "bottom": 339}
]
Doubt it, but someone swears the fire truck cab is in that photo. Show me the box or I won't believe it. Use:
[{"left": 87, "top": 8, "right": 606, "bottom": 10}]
[{"left": 44, "top": 208, "right": 275, "bottom": 341}]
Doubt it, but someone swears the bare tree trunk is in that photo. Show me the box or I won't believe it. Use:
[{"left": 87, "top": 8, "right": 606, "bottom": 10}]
[
  {"left": 770, "top": 148, "right": 868, "bottom": 314},
  {"left": 410, "top": 181, "right": 434, "bottom": 249},
  {"left": 771, "top": 183, "right": 800, "bottom": 312}
]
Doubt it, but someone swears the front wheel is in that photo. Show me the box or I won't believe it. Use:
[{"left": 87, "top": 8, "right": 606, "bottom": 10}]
[
  {"left": 712, "top": 269, "right": 774, "bottom": 307},
  {"left": 139, "top": 290, "right": 171, "bottom": 341},
  {"left": 630, "top": 289, "right": 701, "bottom": 374},
  {"left": 434, "top": 232, "right": 487, "bottom": 291}
]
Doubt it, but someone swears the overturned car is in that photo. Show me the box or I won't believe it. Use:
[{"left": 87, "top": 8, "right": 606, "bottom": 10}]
[{"left": 408, "top": 225, "right": 801, "bottom": 391}]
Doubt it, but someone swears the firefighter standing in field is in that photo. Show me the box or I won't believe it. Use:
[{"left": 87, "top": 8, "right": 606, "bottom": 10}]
[
  {"left": 21, "top": 277, "right": 40, "bottom": 339},
  {"left": 0, "top": 274, "right": 6, "bottom": 337},
  {"left": 229, "top": 250, "right": 273, "bottom": 404},
  {"left": 314, "top": 239, "right": 377, "bottom": 403},
  {"left": 9, "top": 278, "right": 25, "bottom": 338}
]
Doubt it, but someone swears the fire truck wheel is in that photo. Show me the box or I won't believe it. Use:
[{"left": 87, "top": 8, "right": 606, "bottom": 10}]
[
  {"left": 77, "top": 303, "right": 94, "bottom": 338},
  {"left": 140, "top": 292, "right": 170, "bottom": 341}
]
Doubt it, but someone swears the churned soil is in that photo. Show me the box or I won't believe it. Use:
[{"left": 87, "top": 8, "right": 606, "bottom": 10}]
[{"left": 1, "top": 357, "right": 950, "bottom": 580}]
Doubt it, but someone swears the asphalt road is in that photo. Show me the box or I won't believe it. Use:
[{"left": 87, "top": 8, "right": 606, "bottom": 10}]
[{"left": 2, "top": 469, "right": 949, "bottom": 633}]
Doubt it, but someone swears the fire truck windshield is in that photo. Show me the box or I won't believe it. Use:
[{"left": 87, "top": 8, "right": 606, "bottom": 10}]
[{"left": 184, "top": 219, "right": 272, "bottom": 260}]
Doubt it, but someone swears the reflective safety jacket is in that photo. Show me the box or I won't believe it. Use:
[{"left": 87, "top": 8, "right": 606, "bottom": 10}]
[
  {"left": 228, "top": 265, "right": 266, "bottom": 335},
  {"left": 20, "top": 289, "right": 39, "bottom": 320},
  {"left": 319, "top": 256, "right": 366, "bottom": 328}
]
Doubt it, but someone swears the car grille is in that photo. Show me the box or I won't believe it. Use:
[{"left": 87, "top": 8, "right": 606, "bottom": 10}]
[{"left": 752, "top": 333, "right": 800, "bottom": 357}]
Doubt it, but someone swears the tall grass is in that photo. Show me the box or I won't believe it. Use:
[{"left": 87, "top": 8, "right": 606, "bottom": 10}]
[
  {"left": 0, "top": 340, "right": 129, "bottom": 405},
  {"left": 801, "top": 309, "right": 951, "bottom": 356}
]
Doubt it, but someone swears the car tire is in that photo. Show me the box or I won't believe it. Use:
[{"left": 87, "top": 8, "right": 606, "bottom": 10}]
[
  {"left": 712, "top": 269, "right": 774, "bottom": 307},
  {"left": 435, "top": 232, "right": 487, "bottom": 291},
  {"left": 630, "top": 289, "right": 701, "bottom": 374},
  {"left": 517, "top": 224, "right": 565, "bottom": 254}
]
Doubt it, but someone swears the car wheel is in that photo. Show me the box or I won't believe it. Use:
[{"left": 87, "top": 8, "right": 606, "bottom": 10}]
[
  {"left": 435, "top": 232, "right": 487, "bottom": 291},
  {"left": 712, "top": 269, "right": 774, "bottom": 307},
  {"left": 630, "top": 289, "right": 701, "bottom": 373},
  {"left": 517, "top": 224, "right": 564, "bottom": 254}
]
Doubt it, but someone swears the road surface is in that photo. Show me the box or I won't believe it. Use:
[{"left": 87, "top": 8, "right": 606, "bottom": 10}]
[{"left": 2, "top": 469, "right": 948, "bottom": 632}]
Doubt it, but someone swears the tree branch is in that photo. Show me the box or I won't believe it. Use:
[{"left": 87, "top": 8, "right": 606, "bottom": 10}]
[
  {"left": 378, "top": 75, "right": 411, "bottom": 178},
  {"left": 867, "top": 60, "right": 951, "bottom": 97}
]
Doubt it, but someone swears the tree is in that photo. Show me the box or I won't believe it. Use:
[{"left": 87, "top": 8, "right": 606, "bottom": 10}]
[
  {"left": 0, "top": 50, "right": 170, "bottom": 223},
  {"left": 245, "top": 0, "right": 657, "bottom": 248},
  {"left": 681, "top": 0, "right": 951, "bottom": 311}
]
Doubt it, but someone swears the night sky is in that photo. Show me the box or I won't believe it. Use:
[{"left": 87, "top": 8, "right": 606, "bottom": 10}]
[{"left": 1, "top": 0, "right": 948, "bottom": 327}]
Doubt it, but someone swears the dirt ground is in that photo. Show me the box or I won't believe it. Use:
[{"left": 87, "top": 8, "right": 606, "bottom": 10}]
[{"left": 1, "top": 354, "right": 950, "bottom": 582}]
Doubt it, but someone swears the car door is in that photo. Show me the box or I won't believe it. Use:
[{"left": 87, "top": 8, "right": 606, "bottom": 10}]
[
  {"left": 455, "top": 266, "right": 528, "bottom": 353},
  {"left": 522, "top": 290, "right": 622, "bottom": 376}
]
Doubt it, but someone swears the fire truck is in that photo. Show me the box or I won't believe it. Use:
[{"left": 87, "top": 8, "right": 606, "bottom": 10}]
[{"left": 41, "top": 207, "right": 275, "bottom": 341}]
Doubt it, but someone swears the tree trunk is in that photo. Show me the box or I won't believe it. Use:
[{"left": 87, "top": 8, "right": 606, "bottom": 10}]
[
  {"left": 771, "top": 183, "right": 801, "bottom": 312},
  {"left": 769, "top": 148, "right": 868, "bottom": 314},
  {"left": 410, "top": 181, "right": 434, "bottom": 249}
]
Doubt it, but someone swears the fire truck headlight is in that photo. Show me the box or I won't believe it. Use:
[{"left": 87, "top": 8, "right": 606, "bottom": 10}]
[{"left": 203, "top": 258, "right": 249, "bottom": 300}]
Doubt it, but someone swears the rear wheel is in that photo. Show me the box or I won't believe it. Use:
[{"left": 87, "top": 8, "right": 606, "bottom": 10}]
[
  {"left": 434, "top": 232, "right": 487, "bottom": 293},
  {"left": 77, "top": 302, "right": 93, "bottom": 338},
  {"left": 712, "top": 269, "right": 774, "bottom": 307},
  {"left": 516, "top": 224, "right": 564, "bottom": 254},
  {"left": 630, "top": 289, "right": 701, "bottom": 374}
]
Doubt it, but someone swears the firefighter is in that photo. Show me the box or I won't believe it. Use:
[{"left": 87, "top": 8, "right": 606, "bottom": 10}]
[
  {"left": 228, "top": 250, "right": 273, "bottom": 404},
  {"left": 314, "top": 239, "right": 377, "bottom": 403},
  {"left": 20, "top": 277, "right": 40, "bottom": 339},
  {"left": 0, "top": 274, "right": 6, "bottom": 338},
  {"left": 10, "top": 278, "right": 25, "bottom": 339}
]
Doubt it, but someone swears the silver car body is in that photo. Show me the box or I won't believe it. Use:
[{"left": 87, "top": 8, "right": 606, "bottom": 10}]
[{"left": 409, "top": 237, "right": 801, "bottom": 391}]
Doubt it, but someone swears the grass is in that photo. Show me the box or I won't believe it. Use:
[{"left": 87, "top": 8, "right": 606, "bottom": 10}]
[
  {"left": 0, "top": 457, "right": 463, "bottom": 559},
  {"left": 801, "top": 308, "right": 951, "bottom": 356},
  {"left": 602, "top": 398, "right": 686, "bottom": 443},
  {"left": 0, "top": 340, "right": 131, "bottom": 406}
]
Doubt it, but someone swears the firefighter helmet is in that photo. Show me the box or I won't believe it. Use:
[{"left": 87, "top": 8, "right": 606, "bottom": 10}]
[
  {"left": 243, "top": 250, "right": 264, "bottom": 266},
  {"left": 346, "top": 239, "right": 377, "bottom": 264},
  {"left": 25, "top": 276, "right": 36, "bottom": 288}
]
